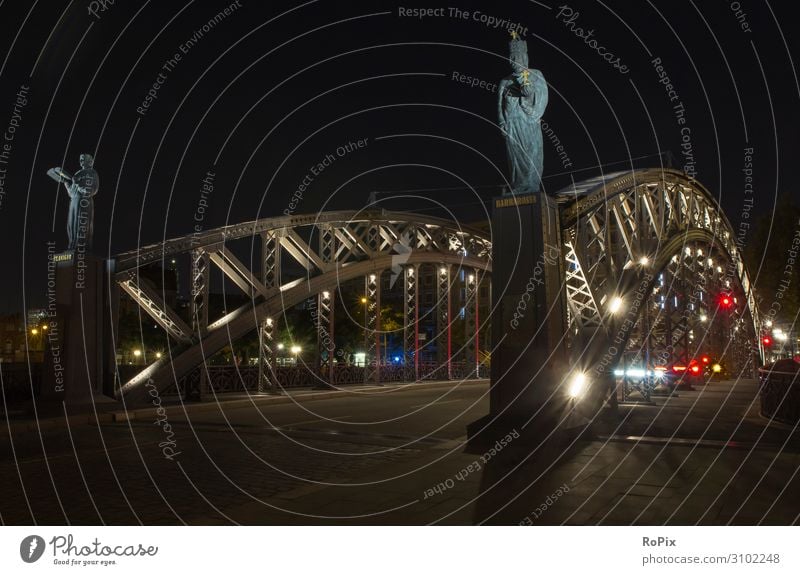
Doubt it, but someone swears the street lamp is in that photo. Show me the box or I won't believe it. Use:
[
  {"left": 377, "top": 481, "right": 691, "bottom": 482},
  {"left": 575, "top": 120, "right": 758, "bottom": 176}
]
[
  {"left": 609, "top": 297, "right": 623, "bottom": 314},
  {"left": 290, "top": 345, "right": 301, "bottom": 365},
  {"left": 568, "top": 372, "right": 587, "bottom": 399}
]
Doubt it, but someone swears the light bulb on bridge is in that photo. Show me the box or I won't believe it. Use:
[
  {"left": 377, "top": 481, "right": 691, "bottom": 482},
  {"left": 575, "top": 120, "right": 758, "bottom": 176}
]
[
  {"left": 568, "top": 372, "right": 587, "bottom": 398},
  {"left": 609, "top": 297, "right": 623, "bottom": 314}
]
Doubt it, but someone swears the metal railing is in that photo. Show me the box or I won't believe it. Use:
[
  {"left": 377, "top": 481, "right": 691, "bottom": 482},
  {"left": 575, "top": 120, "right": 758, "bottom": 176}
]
[{"left": 165, "top": 361, "right": 489, "bottom": 397}]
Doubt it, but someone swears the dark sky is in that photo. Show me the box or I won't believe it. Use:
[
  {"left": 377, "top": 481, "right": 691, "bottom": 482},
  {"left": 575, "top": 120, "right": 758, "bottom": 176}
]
[{"left": 0, "top": 0, "right": 797, "bottom": 313}]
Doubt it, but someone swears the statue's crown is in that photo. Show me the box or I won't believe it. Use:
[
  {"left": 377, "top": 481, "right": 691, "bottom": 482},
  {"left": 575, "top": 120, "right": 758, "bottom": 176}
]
[{"left": 509, "top": 37, "right": 527, "bottom": 58}]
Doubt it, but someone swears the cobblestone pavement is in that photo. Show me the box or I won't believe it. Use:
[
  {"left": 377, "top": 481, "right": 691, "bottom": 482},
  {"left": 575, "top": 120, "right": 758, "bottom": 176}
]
[{"left": 1, "top": 379, "right": 798, "bottom": 525}]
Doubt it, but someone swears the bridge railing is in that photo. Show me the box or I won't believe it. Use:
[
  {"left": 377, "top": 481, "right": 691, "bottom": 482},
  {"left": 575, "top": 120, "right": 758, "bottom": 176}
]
[
  {"left": 154, "top": 361, "right": 488, "bottom": 397},
  {"left": 759, "top": 362, "right": 800, "bottom": 425}
]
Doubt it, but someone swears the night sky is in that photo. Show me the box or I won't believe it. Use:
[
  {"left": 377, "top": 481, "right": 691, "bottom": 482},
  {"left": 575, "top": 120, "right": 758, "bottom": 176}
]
[{"left": 0, "top": 0, "right": 797, "bottom": 313}]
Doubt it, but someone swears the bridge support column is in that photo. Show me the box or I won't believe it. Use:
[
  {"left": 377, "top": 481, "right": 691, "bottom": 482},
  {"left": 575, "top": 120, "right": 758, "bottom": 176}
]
[
  {"left": 258, "top": 317, "right": 279, "bottom": 394},
  {"left": 403, "top": 265, "right": 419, "bottom": 382},
  {"left": 316, "top": 290, "right": 335, "bottom": 388},
  {"left": 40, "top": 253, "right": 112, "bottom": 409},
  {"left": 468, "top": 192, "right": 568, "bottom": 445},
  {"left": 261, "top": 230, "right": 282, "bottom": 290},
  {"left": 464, "top": 270, "right": 480, "bottom": 378},
  {"left": 365, "top": 272, "right": 381, "bottom": 384},
  {"left": 186, "top": 248, "right": 211, "bottom": 401},
  {"left": 436, "top": 265, "right": 452, "bottom": 380}
]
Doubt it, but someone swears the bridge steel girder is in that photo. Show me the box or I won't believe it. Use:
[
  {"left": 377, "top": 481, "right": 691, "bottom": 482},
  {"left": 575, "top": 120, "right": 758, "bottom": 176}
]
[
  {"left": 364, "top": 271, "right": 381, "bottom": 384},
  {"left": 191, "top": 248, "right": 210, "bottom": 336},
  {"left": 258, "top": 317, "right": 278, "bottom": 394},
  {"left": 118, "top": 251, "right": 489, "bottom": 403},
  {"left": 403, "top": 265, "right": 419, "bottom": 382},
  {"left": 436, "top": 264, "right": 452, "bottom": 381},
  {"left": 261, "top": 229, "right": 282, "bottom": 290},
  {"left": 119, "top": 274, "right": 193, "bottom": 344},
  {"left": 317, "top": 289, "right": 335, "bottom": 387},
  {"left": 560, "top": 169, "right": 761, "bottom": 408},
  {"left": 464, "top": 269, "right": 480, "bottom": 378}
]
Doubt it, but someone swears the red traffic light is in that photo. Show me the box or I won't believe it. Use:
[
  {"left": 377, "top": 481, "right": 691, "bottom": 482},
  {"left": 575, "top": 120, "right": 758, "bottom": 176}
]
[
  {"left": 762, "top": 336, "right": 773, "bottom": 347},
  {"left": 719, "top": 294, "right": 733, "bottom": 308},
  {"left": 701, "top": 355, "right": 710, "bottom": 364}
]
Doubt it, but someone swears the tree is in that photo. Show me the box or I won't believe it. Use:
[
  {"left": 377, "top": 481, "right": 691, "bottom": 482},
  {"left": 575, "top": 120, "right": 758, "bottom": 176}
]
[{"left": 743, "top": 193, "right": 800, "bottom": 326}]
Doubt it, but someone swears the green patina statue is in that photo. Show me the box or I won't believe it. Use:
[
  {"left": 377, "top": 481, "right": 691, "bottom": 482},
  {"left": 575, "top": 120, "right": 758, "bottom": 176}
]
[{"left": 498, "top": 32, "right": 548, "bottom": 195}]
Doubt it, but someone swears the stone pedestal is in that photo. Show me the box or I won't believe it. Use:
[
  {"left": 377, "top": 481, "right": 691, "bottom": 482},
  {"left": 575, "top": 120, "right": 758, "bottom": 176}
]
[
  {"left": 38, "top": 252, "right": 116, "bottom": 411},
  {"left": 467, "top": 192, "right": 570, "bottom": 445}
]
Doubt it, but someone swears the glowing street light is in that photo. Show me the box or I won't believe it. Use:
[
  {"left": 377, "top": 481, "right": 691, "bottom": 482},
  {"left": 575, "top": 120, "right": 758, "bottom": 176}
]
[
  {"left": 568, "top": 372, "right": 587, "bottom": 399},
  {"left": 277, "top": 343, "right": 285, "bottom": 350},
  {"left": 609, "top": 297, "right": 624, "bottom": 314},
  {"left": 133, "top": 349, "right": 142, "bottom": 357},
  {"left": 30, "top": 328, "right": 38, "bottom": 335},
  {"left": 360, "top": 297, "right": 368, "bottom": 304},
  {"left": 290, "top": 345, "right": 302, "bottom": 355}
]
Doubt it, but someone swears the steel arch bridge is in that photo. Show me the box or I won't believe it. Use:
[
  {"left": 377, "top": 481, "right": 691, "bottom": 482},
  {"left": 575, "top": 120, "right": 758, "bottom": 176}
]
[{"left": 111, "top": 168, "right": 760, "bottom": 405}]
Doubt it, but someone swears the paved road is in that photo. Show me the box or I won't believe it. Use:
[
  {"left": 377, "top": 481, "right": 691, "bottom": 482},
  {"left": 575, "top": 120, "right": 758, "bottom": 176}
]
[{"left": 1, "top": 379, "right": 798, "bottom": 525}]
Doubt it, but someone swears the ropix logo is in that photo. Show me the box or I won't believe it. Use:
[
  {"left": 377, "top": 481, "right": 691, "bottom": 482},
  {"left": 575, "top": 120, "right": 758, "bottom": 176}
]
[{"left": 20, "top": 535, "right": 46, "bottom": 563}]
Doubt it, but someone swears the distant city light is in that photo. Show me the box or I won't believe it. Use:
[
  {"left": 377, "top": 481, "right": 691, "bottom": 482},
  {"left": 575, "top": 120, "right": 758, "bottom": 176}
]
[{"left": 133, "top": 349, "right": 142, "bottom": 357}]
